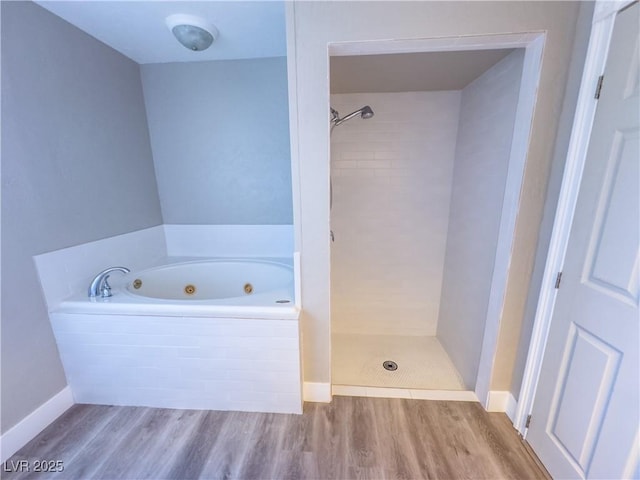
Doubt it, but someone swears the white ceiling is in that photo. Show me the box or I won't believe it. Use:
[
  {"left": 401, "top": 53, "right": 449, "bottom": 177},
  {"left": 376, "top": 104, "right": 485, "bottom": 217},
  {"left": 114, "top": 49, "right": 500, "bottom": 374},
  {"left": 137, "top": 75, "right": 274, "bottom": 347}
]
[
  {"left": 331, "top": 49, "right": 515, "bottom": 93},
  {"left": 35, "top": 1, "right": 287, "bottom": 64},
  {"left": 36, "top": 1, "right": 514, "bottom": 90}
]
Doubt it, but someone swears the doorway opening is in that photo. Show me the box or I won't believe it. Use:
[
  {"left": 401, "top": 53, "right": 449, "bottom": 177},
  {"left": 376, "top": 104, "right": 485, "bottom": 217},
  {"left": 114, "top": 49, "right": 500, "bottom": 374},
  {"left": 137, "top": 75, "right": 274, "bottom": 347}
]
[{"left": 328, "top": 33, "right": 545, "bottom": 404}]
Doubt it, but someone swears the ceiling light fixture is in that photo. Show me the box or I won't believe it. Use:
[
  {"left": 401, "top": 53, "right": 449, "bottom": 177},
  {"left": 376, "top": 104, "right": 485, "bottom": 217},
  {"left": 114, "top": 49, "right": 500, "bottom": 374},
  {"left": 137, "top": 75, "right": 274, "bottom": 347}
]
[{"left": 166, "top": 14, "right": 218, "bottom": 52}]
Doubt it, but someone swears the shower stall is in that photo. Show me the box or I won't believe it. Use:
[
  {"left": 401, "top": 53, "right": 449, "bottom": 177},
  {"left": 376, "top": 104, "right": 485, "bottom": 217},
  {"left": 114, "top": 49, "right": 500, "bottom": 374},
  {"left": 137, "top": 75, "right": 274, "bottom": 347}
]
[{"left": 330, "top": 48, "right": 528, "bottom": 395}]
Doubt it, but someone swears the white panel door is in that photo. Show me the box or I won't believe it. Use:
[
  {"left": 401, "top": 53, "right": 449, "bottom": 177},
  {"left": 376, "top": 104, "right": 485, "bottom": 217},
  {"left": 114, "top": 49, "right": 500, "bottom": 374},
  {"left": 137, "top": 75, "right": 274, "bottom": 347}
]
[{"left": 527, "top": 3, "right": 639, "bottom": 479}]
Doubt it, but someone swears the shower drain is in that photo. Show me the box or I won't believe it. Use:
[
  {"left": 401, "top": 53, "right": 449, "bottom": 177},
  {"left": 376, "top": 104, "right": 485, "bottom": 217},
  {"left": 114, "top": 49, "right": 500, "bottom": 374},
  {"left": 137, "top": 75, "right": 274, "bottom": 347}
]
[{"left": 383, "top": 360, "right": 398, "bottom": 371}]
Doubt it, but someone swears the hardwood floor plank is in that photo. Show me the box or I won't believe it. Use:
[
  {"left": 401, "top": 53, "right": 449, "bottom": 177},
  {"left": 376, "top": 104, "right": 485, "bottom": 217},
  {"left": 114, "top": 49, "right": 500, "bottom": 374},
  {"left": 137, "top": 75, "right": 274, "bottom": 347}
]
[
  {"left": 91, "top": 408, "right": 208, "bottom": 480},
  {"left": 199, "top": 411, "right": 261, "bottom": 479},
  {"left": 236, "top": 413, "right": 286, "bottom": 480},
  {"left": 342, "top": 396, "right": 379, "bottom": 470},
  {"left": 306, "top": 401, "right": 347, "bottom": 480},
  {"left": 271, "top": 406, "right": 318, "bottom": 479},
  {"left": 3, "top": 397, "right": 549, "bottom": 480},
  {"left": 50, "top": 406, "right": 153, "bottom": 479},
  {"left": 1, "top": 405, "right": 118, "bottom": 480},
  {"left": 90, "top": 408, "right": 170, "bottom": 480},
  {"left": 401, "top": 399, "right": 457, "bottom": 479},
  {"left": 368, "top": 398, "right": 423, "bottom": 479},
  {"left": 270, "top": 450, "right": 316, "bottom": 480},
  {"left": 162, "top": 410, "right": 227, "bottom": 480},
  {"left": 480, "top": 411, "right": 552, "bottom": 480}
]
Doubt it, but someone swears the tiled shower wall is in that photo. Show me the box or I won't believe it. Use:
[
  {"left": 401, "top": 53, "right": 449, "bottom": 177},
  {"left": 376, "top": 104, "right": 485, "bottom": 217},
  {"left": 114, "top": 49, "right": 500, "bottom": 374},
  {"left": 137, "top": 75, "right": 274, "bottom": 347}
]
[
  {"left": 330, "top": 91, "right": 461, "bottom": 336},
  {"left": 438, "top": 50, "right": 525, "bottom": 387}
]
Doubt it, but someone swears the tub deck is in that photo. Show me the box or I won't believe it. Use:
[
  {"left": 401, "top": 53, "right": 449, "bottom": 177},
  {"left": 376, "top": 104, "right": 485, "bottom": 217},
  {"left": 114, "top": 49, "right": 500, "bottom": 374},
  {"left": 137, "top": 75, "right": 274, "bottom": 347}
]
[{"left": 56, "top": 291, "right": 299, "bottom": 319}]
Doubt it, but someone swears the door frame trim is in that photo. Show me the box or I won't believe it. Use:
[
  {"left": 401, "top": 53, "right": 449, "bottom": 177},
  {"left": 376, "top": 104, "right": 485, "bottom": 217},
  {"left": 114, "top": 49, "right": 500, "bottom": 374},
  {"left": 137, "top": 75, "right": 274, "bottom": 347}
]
[{"left": 515, "top": 0, "right": 635, "bottom": 436}]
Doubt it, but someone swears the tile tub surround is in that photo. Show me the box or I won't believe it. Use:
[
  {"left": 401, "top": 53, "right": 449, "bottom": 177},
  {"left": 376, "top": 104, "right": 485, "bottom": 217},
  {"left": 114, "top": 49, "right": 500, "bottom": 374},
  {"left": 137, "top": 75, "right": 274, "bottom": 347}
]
[
  {"left": 34, "top": 226, "right": 167, "bottom": 311},
  {"left": 163, "top": 224, "right": 294, "bottom": 258},
  {"left": 50, "top": 313, "right": 302, "bottom": 414},
  {"left": 34, "top": 224, "right": 295, "bottom": 311}
]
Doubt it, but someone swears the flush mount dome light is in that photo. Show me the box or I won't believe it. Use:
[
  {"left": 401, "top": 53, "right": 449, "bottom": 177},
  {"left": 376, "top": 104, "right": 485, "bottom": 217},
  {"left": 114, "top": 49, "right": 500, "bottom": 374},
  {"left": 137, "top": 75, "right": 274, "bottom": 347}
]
[{"left": 166, "top": 14, "right": 218, "bottom": 52}]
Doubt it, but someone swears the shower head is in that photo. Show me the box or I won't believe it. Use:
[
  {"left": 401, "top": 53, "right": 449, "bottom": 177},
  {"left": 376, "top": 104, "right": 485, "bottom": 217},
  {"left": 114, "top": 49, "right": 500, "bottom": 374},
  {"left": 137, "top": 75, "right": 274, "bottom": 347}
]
[
  {"left": 331, "top": 105, "right": 374, "bottom": 127},
  {"left": 359, "top": 105, "right": 374, "bottom": 119}
]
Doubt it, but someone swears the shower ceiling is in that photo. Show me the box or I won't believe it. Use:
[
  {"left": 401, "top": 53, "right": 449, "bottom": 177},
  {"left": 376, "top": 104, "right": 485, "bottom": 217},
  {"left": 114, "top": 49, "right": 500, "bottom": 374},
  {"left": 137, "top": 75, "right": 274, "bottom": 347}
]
[
  {"left": 330, "top": 49, "right": 515, "bottom": 93},
  {"left": 34, "top": 1, "right": 286, "bottom": 64}
]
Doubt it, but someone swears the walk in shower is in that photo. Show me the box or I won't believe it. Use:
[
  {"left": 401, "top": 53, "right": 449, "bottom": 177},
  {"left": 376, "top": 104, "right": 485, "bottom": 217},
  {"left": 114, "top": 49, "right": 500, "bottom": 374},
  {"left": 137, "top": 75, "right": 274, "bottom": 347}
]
[{"left": 329, "top": 48, "right": 527, "bottom": 395}]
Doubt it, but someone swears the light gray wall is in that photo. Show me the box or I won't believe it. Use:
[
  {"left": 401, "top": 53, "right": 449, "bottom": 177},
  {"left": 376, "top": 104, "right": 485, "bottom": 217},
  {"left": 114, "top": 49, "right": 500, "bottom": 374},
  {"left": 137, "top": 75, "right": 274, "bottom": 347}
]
[
  {"left": 437, "top": 50, "right": 525, "bottom": 388},
  {"left": 141, "top": 58, "right": 292, "bottom": 225},
  {"left": 1, "top": 2, "right": 162, "bottom": 432}
]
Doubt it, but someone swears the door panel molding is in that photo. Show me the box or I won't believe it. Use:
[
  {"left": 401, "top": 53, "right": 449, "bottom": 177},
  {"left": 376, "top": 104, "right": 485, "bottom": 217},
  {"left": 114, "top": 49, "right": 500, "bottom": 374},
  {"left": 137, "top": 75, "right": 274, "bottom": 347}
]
[
  {"left": 583, "top": 128, "right": 640, "bottom": 305},
  {"left": 547, "top": 323, "right": 622, "bottom": 477}
]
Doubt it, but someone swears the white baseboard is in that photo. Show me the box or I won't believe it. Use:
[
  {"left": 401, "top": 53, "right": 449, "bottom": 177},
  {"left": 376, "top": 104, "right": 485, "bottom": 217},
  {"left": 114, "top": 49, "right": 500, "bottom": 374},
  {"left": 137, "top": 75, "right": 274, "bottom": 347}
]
[
  {"left": 487, "top": 390, "right": 517, "bottom": 421},
  {"left": 303, "top": 382, "right": 332, "bottom": 403},
  {"left": 504, "top": 393, "right": 517, "bottom": 423},
  {"left": 0, "top": 387, "right": 74, "bottom": 463}
]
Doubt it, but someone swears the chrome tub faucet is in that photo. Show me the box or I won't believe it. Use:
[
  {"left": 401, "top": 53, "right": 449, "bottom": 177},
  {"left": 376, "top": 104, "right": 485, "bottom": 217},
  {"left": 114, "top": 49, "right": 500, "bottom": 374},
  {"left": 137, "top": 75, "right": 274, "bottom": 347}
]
[{"left": 88, "top": 267, "right": 130, "bottom": 298}]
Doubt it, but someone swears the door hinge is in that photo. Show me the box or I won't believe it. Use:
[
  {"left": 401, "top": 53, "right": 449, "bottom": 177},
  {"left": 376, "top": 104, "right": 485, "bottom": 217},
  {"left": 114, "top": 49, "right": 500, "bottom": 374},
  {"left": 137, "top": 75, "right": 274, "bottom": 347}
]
[
  {"left": 555, "top": 272, "right": 563, "bottom": 289},
  {"left": 526, "top": 414, "right": 532, "bottom": 428},
  {"left": 595, "top": 75, "right": 605, "bottom": 99}
]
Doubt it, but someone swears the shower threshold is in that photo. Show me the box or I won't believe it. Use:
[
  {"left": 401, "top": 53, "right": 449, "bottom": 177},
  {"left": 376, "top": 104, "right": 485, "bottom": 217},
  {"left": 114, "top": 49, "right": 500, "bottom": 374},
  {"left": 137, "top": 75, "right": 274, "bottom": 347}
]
[{"left": 331, "top": 384, "right": 478, "bottom": 402}]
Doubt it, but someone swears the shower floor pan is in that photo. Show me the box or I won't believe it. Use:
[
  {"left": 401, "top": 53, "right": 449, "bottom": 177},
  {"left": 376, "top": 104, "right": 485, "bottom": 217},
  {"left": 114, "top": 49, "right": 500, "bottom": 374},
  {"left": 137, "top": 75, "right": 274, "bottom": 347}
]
[{"left": 332, "top": 333, "right": 466, "bottom": 391}]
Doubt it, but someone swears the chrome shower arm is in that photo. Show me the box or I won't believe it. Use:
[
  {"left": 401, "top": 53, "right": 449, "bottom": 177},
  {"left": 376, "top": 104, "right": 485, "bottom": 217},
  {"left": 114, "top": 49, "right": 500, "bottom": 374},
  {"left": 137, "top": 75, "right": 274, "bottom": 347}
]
[{"left": 333, "top": 110, "right": 361, "bottom": 127}]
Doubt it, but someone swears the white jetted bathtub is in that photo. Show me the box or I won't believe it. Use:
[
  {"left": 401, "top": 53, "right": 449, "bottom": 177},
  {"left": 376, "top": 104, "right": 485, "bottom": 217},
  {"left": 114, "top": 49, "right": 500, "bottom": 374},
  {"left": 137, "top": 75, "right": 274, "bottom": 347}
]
[
  {"left": 125, "top": 258, "right": 293, "bottom": 301},
  {"left": 50, "top": 258, "right": 302, "bottom": 414}
]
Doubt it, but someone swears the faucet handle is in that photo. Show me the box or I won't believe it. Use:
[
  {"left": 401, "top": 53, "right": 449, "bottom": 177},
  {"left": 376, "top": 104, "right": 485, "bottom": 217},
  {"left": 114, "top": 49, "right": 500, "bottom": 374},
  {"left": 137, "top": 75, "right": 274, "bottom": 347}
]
[
  {"left": 100, "top": 275, "right": 113, "bottom": 298},
  {"left": 88, "top": 266, "right": 130, "bottom": 298}
]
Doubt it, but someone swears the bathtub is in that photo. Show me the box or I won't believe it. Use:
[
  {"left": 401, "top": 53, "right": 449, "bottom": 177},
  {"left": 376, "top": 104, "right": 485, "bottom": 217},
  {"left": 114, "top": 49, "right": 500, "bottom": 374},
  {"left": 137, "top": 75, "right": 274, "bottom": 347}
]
[
  {"left": 49, "top": 258, "right": 302, "bottom": 414},
  {"left": 124, "top": 259, "right": 293, "bottom": 302},
  {"left": 57, "top": 258, "right": 298, "bottom": 318}
]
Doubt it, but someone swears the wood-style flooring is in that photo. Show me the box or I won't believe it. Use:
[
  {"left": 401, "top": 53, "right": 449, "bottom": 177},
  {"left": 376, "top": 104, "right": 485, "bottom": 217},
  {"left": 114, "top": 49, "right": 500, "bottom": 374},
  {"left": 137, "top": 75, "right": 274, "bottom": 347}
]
[{"left": 2, "top": 397, "right": 550, "bottom": 479}]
